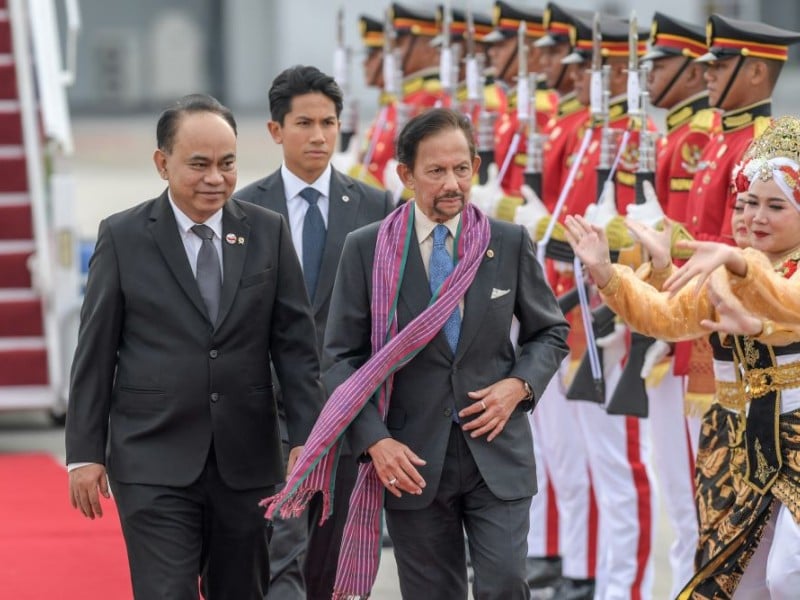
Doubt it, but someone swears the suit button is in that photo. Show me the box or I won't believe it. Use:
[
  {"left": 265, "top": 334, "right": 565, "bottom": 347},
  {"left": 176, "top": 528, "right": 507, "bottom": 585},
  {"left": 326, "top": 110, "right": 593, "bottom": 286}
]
[
  {"left": 209, "top": 349, "right": 219, "bottom": 358},
  {"left": 444, "top": 407, "right": 453, "bottom": 417},
  {"left": 210, "top": 393, "right": 219, "bottom": 403}
]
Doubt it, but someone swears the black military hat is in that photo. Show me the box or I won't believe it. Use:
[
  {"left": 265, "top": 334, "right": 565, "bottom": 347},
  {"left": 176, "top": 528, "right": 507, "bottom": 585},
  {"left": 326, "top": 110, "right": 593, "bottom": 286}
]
[
  {"left": 432, "top": 6, "right": 493, "bottom": 46},
  {"left": 390, "top": 2, "right": 438, "bottom": 38},
  {"left": 483, "top": 1, "right": 546, "bottom": 43},
  {"left": 696, "top": 13, "right": 800, "bottom": 63},
  {"left": 359, "top": 14, "right": 384, "bottom": 49},
  {"left": 562, "top": 14, "right": 647, "bottom": 64},
  {"left": 641, "top": 12, "right": 706, "bottom": 61},
  {"left": 535, "top": 3, "right": 594, "bottom": 48}
]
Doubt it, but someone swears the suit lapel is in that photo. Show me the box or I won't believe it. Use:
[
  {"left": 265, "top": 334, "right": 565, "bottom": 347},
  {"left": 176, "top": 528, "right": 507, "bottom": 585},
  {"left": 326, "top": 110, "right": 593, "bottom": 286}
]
[
  {"left": 455, "top": 228, "right": 500, "bottom": 361},
  {"left": 315, "top": 169, "right": 359, "bottom": 310},
  {"left": 216, "top": 201, "right": 250, "bottom": 330},
  {"left": 256, "top": 172, "right": 290, "bottom": 221},
  {"left": 147, "top": 193, "right": 209, "bottom": 322}
]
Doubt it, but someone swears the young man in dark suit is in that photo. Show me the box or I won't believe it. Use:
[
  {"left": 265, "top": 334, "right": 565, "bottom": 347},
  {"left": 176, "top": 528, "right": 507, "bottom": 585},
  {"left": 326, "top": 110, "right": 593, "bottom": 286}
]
[
  {"left": 66, "top": 94, "right": 324, "bottom": 599},
  {"left": 236, "top": 65, "right": 392, "bottom": 600}
]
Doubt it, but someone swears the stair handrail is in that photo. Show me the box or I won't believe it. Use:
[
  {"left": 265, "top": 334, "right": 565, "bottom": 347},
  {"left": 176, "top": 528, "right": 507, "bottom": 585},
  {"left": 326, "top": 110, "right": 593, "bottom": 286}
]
[
  {"left": 8, "top": 0, "right": 64, "bottom": 396},
  {"left": 27, "top": 0, "right": 80, "bottom": 154}
]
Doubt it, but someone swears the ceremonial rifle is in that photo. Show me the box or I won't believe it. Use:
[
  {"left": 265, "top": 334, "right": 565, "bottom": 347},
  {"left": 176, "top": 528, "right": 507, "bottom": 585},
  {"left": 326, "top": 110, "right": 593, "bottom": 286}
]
[
  {"left": 523, "top": 69, "right": 543, "bottom": 198},
  {"left": 334, "top": 7, "right": 357, "bottom": 151},
  {"left": 466, "top": 6, "right": 495, "bottom": 183},
  {"left": 606, "top": 14, "right": 656, "bottom": 418},
  {"left": 496, "top": 22, "right": 529, "bottom": 185}
]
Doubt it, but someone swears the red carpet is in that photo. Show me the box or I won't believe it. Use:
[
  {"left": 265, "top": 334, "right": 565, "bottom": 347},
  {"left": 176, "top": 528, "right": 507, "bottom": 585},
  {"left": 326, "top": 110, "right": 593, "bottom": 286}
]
[{"left": 0, "top": 453, "right": 133, "bottom": 599}]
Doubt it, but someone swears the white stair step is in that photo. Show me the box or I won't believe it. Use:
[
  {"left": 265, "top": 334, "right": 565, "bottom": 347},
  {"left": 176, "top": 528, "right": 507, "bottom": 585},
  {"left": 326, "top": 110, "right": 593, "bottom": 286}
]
[
  {"left": 0, "top": 336, "right": 46, "bottom": 351},
  {"left": 0, "top": 288, "right": 39, "bottom": 301},
  {"left": 0, "top": 145, "right": 24, "bottom": 158},
  {"left": 0, "top": 240, "right": 35, "bottom": 253},
  {"left": 0, "top": 386, "right": 57, "bottom": 411},
  {"left": 0, "top": 99, "right": 19, "bottom": 113},
  {"left": 0, "top": 192, "right": 30, "bottom": 205}
]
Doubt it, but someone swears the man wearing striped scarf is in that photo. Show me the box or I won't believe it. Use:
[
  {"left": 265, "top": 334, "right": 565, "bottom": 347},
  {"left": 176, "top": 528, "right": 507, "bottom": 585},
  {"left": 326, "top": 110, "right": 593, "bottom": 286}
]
[{"left": 263, "top": 107, "right": 569, "bottom": 599}]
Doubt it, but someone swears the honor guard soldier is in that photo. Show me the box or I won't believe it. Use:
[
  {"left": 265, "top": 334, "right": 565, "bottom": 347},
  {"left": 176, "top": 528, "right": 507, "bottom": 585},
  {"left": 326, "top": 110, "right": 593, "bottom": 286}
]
[
  {"left": 535, "top": 3, "right": 592, "bottom": 212},
  {"left": 555, "top": 14, "right": 658, "bottom": 600},
  {"left": 485, "top": 1, "right": 558, "bottom": 199},
  {"left": 684, "top": 14, "right": 800, "bottom": 243},
  {"left": 515, "top": 4, "right": 596, "bottom": 598},
  {"left": 355, "top": 4, "right": 444, "bottom": 191},
  {"left": 629, "top": 13, "right": 718, "bottom": 599},
  {"left": 431, "top": 6, "right": 507, "bottom": 122}
]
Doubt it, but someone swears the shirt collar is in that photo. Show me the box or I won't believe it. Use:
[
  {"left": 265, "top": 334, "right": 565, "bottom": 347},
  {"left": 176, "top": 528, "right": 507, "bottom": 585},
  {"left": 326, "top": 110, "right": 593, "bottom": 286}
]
[
  {"left": 413, "top": 202, "right": 461, "bottom": 244},
  {"left": 168, "top": 191, "right": 224, "bottom": 239},
  {"left": 280, "top": 163, "right": 332, "bottom": 201}
]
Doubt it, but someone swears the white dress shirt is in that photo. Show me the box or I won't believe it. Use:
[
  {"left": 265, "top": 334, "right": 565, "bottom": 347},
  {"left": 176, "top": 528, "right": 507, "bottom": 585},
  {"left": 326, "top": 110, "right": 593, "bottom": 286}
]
[
  {"left": 281, "top": 163, "right": 331, "bottom": 266},
  {"left": 413, "top": 203, "right": 464, "bottom": 316}
]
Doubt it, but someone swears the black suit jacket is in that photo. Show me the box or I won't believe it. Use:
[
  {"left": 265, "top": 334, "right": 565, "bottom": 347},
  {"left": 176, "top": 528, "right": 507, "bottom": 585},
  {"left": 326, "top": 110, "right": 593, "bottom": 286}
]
[
  {"left": 235, "top": 167, "right": 393, "bottom": 348},
  {"left": 66, "top": 192, "right": 324, "bottom": 490},
  {"left": 323, "top": 217, "right": 570, "bottom": 509}
]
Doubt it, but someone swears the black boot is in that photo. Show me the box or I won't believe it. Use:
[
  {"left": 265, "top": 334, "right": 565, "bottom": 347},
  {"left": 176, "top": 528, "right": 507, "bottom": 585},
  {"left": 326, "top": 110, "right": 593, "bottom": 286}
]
[
  {"left": 553, "top": 577, "right": 595, "bottom": 600},
  {"left": 526, "top": 556, "right": 562, "bottom": 588}
]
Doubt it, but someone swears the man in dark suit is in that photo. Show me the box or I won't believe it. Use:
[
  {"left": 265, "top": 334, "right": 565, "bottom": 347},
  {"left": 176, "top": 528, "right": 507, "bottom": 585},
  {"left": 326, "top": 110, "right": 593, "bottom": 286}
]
[
  {"left": 66, "top": 94, "right": 323, "bottom": 600},
  {"left": 323, "top": 108, "right": 570, "bottom": 598},
  {"left": 236, "top": 65, "right": 392, "bottom": 600}
]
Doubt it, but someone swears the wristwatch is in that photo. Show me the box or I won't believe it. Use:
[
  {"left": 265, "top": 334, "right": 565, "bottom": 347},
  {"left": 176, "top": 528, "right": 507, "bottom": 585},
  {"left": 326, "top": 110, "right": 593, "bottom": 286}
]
[{"left": 521, "top": 379, "right": 533, "bottom": 401}]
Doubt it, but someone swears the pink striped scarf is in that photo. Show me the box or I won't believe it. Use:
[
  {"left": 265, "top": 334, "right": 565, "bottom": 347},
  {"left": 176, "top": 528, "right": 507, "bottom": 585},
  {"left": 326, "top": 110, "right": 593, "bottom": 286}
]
[{"left": 260, "top": 200, "right": 490, "bottom": 598}]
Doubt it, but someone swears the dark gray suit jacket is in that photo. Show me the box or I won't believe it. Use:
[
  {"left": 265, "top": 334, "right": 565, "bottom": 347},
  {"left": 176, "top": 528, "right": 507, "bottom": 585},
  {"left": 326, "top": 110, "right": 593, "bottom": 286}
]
[
  {"left": 235, "top": 168, "right": 393, "bottom": 348},
  {"left": 323, "top": 217, "right": 569, "bottom": 509},
  {"left": 66, "top": 192, "right": 324, "bottom": 490}
]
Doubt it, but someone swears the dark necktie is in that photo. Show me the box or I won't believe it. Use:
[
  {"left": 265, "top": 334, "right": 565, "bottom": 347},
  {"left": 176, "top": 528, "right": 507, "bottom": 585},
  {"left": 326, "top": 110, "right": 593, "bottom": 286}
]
[
  {"left": 300, "top": 187, "right": 326, "bottom": 299},
  {"left": 191, "top": 224, "right": 222, "bottom": 323},
  {"left": 429, "top": 224, "right": 461, "bottom": 353}
]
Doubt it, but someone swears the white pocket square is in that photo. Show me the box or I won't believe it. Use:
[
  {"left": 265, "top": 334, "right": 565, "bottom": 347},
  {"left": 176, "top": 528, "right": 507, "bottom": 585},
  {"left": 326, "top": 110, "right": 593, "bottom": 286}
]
[{"left": 490, "top": 288, "right": 510, "bottom": 300}]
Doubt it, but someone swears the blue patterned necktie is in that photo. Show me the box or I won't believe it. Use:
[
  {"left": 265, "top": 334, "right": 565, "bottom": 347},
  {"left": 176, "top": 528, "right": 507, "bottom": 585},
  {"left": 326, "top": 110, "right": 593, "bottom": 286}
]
[
  {"left": 429, "top": 224, "right": 461, "bottom": 354},
  {"left": 300, "top": 187, "right": 326, "bottom": 299},
  {"left": 190, "top": 224, "right": 222, "bottom": 323}
]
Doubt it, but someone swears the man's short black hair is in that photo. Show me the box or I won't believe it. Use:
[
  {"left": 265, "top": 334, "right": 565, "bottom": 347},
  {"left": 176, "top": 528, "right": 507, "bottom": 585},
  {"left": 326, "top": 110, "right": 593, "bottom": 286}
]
[
  {"left": 156, "top": 93, "right": 237, "bottom": 153},
  {"left": 396, "top": 108, "right": 476, "bottom": 169},
  {"left": 268, "top": 65, "right": 344, "bottom": 124}
]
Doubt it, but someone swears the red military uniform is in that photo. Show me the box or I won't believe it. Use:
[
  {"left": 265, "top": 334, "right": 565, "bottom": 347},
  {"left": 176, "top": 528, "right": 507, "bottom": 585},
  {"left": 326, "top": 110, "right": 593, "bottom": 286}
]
[
  {"left": 493, "top": 86, "right": 558, "bottom": 197},
  {"left": 683, "top": 100, "right": 772, "bottom": 242},
  {"left": 559, "top": 96, "right": 657, "bottom": 220},
  {"left": 655, "top": 94, "right": 719, "bottom": 223},
  {"left": 541, "top": 93, "right": 588, "bottom": 212}
]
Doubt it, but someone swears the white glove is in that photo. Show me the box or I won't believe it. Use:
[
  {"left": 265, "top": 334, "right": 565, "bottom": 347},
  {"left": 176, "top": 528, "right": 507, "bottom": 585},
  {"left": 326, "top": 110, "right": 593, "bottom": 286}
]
[
  {"left": 514, "top": 183, "right": 550, "bottom": 228},
  {"left": 584, "top": 180, "right": 618, "bottom": 228},
  {"left": 470, "top": 163, "right": 504, "bottom": 216},
  {"left": 330, "top": 134, "right": 360, "bottom": 174},
  {"left": 626, "top": 180, "right": 666, "bottom": 228},
  {"left": 596, "top": 322, "right": 627, "bottom": 377},
  {"left": 640, "top": 339, "right": 671, "bottom": 378},
  {"left": 383, "top": 158, "right": 406, "bottom": 204}
]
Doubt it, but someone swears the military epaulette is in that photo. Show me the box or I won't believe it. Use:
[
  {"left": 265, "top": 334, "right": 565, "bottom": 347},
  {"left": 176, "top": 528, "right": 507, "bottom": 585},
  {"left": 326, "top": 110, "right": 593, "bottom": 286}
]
[
  {"left": 721, "top": 99, "right": 772, "bottom": 133},
  {"left": 347, "top": 164, "right": 385, "bottom": 190},
  {"left": 484, "top": 83, "right": 505, "bottom": 112},
  {"left": 753, "top": 115, "right": 773, "bottom": 139},
  {"left": 455, "top": 84, "right": 468, "bottom": 103},
  {"left": 536, "top": 89, "right": 557, "bottom": 114},
  {"left": 379, "top": 91, "right": 396, "bottom": 106},
  {"left": 689, "top": 108, "right": 718, "bottom": 134},
  {"left": 558, "top": 94, "right": 583, "bottom": 118}
]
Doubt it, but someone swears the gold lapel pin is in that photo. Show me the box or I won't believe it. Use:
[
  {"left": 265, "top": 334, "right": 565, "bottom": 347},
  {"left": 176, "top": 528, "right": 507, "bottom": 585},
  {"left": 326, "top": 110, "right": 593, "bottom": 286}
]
[
  {"left": 486, "top": 249, "right": 495, "bottom": 258},
  {"left": 237, "top": 237, "right": 245, "bottom": 245}
]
